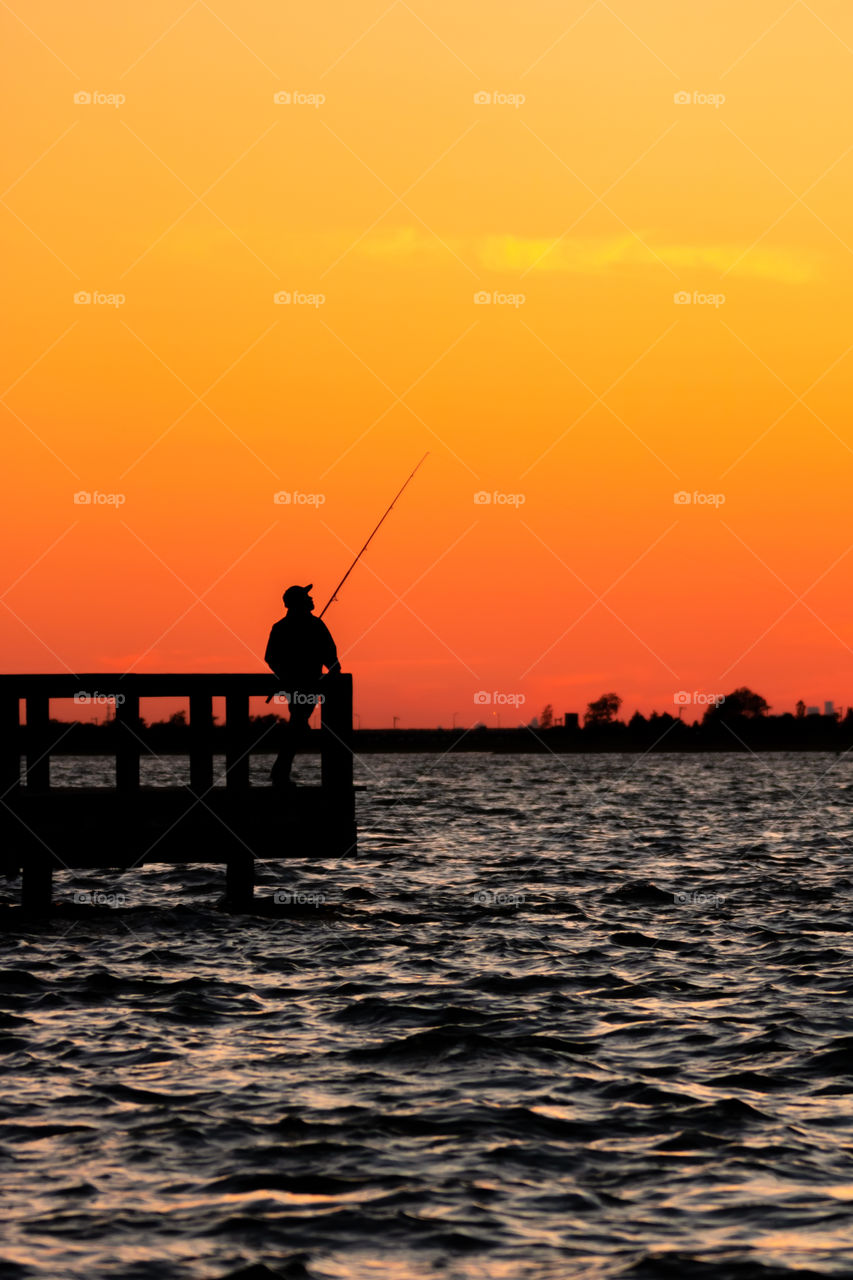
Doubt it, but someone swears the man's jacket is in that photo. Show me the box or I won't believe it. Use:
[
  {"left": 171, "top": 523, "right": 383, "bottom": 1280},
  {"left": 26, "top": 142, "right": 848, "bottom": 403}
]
[{"left": 265, "top": 613, "right": 339, "bottom": 687}]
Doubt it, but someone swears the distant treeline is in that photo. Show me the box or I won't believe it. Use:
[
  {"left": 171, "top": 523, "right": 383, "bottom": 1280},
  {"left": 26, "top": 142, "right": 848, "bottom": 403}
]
[{"left": 31, "top": 701, "right": 853, "bottom": 755}]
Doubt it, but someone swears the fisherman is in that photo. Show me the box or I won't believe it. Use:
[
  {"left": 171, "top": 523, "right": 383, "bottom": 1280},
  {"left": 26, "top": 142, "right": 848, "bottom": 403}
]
[{"left": 265, "top": 584, "right": 340, "bottom": 788}]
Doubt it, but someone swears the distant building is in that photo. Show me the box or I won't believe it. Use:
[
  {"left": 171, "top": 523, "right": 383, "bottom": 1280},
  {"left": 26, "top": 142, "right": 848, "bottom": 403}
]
[
  {"left": 564, "top": 712, "right": 579, "bottom": 731},
  {"left": 806, "top": 706, "right": 820, "bottom": 717},
  {"left": 825, "top": 700, "right": 835, "bottom": 717}
]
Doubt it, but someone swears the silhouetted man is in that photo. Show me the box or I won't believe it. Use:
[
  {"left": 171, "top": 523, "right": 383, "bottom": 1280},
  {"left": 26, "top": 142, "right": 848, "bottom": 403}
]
[{"left": 265, "top": 584, "right": 340, "bottom": 787}]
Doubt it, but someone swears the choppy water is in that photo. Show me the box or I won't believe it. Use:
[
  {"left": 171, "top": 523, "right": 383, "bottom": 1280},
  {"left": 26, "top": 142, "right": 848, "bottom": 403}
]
[{"left": 2, "top": 752, "right": 853, "bottom": 1280}]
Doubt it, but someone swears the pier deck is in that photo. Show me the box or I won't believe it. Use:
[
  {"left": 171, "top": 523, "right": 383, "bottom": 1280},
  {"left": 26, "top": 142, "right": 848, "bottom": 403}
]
[{"left": 0, "top": 673, "right": 356, "bottom": 911}]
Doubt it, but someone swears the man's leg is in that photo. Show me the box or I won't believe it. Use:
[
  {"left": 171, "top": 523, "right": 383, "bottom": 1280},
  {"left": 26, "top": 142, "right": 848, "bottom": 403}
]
[{"left": 270, "top": 698, "right": 313, "bottom": 787}]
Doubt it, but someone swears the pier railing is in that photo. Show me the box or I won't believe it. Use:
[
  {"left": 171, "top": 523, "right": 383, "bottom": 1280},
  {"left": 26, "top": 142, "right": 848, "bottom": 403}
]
[{"left": 0, "top": 672, "right": 354, "bottom": 798}]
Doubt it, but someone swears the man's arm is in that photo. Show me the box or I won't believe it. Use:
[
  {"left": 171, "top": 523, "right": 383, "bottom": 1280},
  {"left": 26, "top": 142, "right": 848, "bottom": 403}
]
[
  {"left": 318, "top": 620, "right": 340, "bottom": 675},
  {"left": 264, "top": 625, "right": 280, "bottom": 675}
]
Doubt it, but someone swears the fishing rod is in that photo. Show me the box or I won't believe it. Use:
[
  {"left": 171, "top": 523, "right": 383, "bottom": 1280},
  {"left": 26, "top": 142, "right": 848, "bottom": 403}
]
[
  {"left": 319, "top": 451, "right": 429, "bottom": 618},
  {"left": 265, "top": 453, "right": 429, "bottom": 702}
]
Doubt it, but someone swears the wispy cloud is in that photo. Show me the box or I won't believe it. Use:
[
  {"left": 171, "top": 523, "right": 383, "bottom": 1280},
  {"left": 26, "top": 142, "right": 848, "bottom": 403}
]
[{"left": 355, "top": 227, "right": 818, "bottom": 283}]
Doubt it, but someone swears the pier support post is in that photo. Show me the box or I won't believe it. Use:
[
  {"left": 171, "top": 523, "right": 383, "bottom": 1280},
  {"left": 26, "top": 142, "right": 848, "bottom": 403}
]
[
  {"left": 0, "top": 693, "right": 20, "bottom": 795},
  {"left": 21, "top": 855, "right": 52, "bottom": 913},
  {"left": 225, "top": 851, "right": 254, "bottom": 910},
  {"left": 190, "top": 693, "right": 214, "bottom": 794},
  {"left": 225, "top": 693, "right": 250, "bottom": 790},
  {"left": 116, "top": 692, "right": 141, "bottom": 790},
  {"left": 25, "top": 694, "right": 50, "bottom": 792},
  {"left": 321, "top": 674, "right": 354, "bottom": 823}
]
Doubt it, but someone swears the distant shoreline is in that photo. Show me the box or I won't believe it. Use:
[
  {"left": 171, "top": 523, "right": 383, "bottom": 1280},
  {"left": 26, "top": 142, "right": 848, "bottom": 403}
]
[{"left": 31, "top": 716, "right": 853, "bottom": 755}]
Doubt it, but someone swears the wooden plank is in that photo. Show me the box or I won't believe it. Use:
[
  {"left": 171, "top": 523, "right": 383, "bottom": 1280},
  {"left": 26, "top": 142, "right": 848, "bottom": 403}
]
[{"left": 0, "top": 674, "right": 281, "bottom": 698}]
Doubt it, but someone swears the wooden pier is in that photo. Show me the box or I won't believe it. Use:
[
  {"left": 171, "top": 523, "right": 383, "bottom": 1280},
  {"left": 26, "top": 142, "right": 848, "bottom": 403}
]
[{"left": 0, "top": 673, "right": 356, "bottom": 912}]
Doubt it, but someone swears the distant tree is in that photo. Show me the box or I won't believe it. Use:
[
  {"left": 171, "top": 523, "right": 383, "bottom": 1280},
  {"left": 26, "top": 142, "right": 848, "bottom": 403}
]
[
  {"left": 584, "top": 692, "right": 622, "bottom": 727},
  {"left": 168, "top": 711, "right": 187, "bottom": 727},
  {"left": 628, "top": 710, "right": 647, "bottom": 731},
  {"left": 649, "top": 710, "right": 678, "bottom": 728},
  {"left": 795, "top": 700, "right": 806, "bottom": 718},
  {"left": 704, "top": 687, "right": 770, "bottom": 722},
  {"left": 540, "top": 704, "right": 554, "bottom": 729}
]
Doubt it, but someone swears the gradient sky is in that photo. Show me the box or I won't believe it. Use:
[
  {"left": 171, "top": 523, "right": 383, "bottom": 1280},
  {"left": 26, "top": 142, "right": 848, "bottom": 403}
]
[{"left": 2, "top": 1, "right": 852, "bottom": 726}]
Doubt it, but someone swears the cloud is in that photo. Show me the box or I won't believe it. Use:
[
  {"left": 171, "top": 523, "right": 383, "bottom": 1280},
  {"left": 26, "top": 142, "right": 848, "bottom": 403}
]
[{"left": 355, "top": 227, "right": 818, "bottom": 283}]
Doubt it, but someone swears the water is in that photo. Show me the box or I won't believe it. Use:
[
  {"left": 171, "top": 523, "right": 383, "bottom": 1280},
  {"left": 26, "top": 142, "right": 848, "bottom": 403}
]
[{"left": 2, "top": 752, "right": 853, "bottom": 1280}]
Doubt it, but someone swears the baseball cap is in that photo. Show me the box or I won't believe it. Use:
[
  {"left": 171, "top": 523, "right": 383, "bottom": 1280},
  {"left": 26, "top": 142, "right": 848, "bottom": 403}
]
[{"left": 283, "top": 583, "right": 313, "bottom": 607}]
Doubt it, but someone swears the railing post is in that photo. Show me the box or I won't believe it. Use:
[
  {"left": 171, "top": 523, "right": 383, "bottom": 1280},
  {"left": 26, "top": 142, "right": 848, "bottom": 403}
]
[
  {"left": 321, "top": 674, "right": 354, "bottom": 818},
  {"left": 116, "top": 692, "right": 141, "bottom": 790},
  {"left": 0, "top": 693, "right": 20, "bottom": 795},
  {"left": 190, "top": 693, "right": 214, "bottom": 794},
  {"left": 225, "top": 692, "right": 250, "bottom": 789},
  {"left": 25, "top": 694, "right": 51, "bottom": 791}
]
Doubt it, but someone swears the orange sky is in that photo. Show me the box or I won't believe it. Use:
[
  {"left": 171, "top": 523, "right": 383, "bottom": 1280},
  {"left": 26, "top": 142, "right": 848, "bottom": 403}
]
[{"left": 2, "top": 1, "right": 852, "bottom": 726}]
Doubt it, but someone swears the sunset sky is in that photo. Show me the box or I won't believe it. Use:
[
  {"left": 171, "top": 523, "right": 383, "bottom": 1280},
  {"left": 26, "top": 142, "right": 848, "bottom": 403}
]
[{"left": 2, "top": 0, "right": 852, "bottom": 726}]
